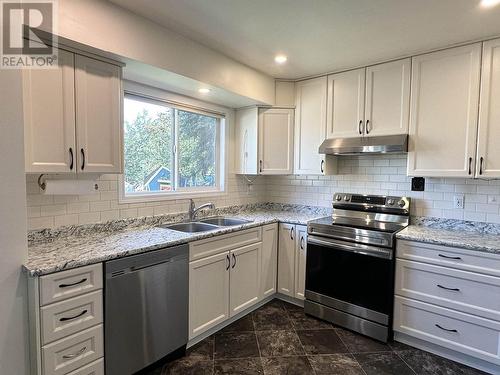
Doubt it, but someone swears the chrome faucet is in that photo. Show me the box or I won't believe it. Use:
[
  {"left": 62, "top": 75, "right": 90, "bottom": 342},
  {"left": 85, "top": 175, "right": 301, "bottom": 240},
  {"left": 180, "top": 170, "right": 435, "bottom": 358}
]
[{"left": 188, "top": 199, "right": 215, "bottom": 221}]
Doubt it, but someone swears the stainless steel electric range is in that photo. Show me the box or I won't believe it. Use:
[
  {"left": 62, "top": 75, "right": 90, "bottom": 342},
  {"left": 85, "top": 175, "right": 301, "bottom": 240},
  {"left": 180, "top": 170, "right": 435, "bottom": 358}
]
[{"left": 304, "top": 192, "right": 410, "bottom": 343}]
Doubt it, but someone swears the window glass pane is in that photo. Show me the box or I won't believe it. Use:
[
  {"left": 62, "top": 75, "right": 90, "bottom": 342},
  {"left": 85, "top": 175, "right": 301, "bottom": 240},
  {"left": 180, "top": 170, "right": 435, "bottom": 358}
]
[
  {"left": 177, "top": 110, "right": 217, "bottom": 188},
  {"left": 123, "top": 97, "right": 174, "bottom": 193}
]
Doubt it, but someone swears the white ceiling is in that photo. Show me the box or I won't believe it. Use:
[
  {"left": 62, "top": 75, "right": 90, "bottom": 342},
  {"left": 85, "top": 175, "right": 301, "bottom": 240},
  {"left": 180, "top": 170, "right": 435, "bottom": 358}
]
[{"left": 109, "top": 0, "right": 500, "bottom": 79}]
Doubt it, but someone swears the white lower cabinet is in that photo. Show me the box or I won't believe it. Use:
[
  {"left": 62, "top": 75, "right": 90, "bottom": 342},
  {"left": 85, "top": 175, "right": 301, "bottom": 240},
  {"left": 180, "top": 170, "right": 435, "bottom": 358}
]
[
  {"left": 65, "top": 359, "right": 104, "bottom": 375},
  {"left": 278, "top": 223, "right": 296, "bottom": 296},
  {"left": 189, "top": 225, "right": 275, "bottom": 339},
  {"left": 261, "top": 224, "right": 278, "bottom": 298},
  {"left": 189, "top": 251, "right": 230, "bottom": 339},
  {"left": 395, "top": 239, "right": 500, "bottom": 369},
  {"left": 28, "top": 265, "right": 104, "bottom": 375},
  {"left": 294, "top": 225, "right": 308, "bottom": 300},
  {"left": 277, "top": 223, "right": 308, "bottom": 300},
  {"left": 230, "top": 243, "right": 262, "bottom": 316},
  {"left": 394, "top": 297, "right": 500, "bottom": 365}
]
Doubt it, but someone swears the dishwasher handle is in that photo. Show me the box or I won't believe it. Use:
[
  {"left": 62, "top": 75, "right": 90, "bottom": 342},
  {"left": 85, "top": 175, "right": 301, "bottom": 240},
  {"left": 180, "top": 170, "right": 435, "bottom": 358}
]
[{"left": 105, "top": 244, "right": 188, "bottom": 276}]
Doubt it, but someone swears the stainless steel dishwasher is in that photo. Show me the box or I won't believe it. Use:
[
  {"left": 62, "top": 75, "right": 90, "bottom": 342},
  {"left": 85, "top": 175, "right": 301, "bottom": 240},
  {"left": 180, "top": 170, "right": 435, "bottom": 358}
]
[{"left": 105, "top": 244, "right": 188, "bottom": 375}]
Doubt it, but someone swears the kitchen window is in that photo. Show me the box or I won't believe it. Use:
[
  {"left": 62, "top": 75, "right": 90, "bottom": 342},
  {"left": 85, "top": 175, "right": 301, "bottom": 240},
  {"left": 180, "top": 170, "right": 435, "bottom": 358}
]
[{"left": 121, "top": 92, "right": 225, "bottom": 202}]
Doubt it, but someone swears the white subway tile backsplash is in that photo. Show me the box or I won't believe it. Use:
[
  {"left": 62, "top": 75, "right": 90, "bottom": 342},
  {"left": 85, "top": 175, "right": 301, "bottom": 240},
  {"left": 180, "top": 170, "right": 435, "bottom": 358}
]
[{"left": 26, "top": 156, "right": 500, "bottom": 230}]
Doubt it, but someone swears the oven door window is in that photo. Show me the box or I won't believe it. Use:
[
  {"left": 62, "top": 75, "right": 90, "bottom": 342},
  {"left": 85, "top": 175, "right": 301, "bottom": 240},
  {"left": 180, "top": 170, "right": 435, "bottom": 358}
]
[{"left": 306, "top": 241, "right": 394, "bottom": 315}]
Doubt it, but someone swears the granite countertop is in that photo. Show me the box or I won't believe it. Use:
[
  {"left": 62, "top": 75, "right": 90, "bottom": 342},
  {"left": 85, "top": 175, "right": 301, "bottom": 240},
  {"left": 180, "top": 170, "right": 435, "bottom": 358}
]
[
  {"left": 397, "top": 223, "right": 500, "bottom": 255},
  {"left": 25, "top": 207, "right": 326, "bottom": 277}
]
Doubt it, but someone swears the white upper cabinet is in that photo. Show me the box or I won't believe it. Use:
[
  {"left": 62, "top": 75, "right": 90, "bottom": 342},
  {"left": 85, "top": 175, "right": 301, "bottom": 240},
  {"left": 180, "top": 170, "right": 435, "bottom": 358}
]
[
  {"left": 364, "top": 59, "right": 411, "bottom": 136},
  {"left": 294, "top": 77, "right": 327, "bottom": 175},
  {"left": 258, "top": 108, "right": 294, "bottom": 174},
  {"left": 235, "top": 107, "right": 259, "bottom": 174},
  {"left": 235, "top": 107, "right": 293, "bottom": 175},
  {"left": 23, "top": 48, "right": 123, "bottom": 174},
  {"left": 326, "top": 60, "right": 410, "bottom": 139},
  {"left": 326, "top": 68, "right": 365, "bottom": 138},
  {"left": 476, "top": 38, "right": 500, "bottom": 178},
  {"left": 75, "top": 55, "right": 123, "bottom": 174},
  {"left": 23, "top": 49, "right": 76, "bottom": 173},
  {"left": 407, "top": 43, "right": 481, "bottom": 177}
]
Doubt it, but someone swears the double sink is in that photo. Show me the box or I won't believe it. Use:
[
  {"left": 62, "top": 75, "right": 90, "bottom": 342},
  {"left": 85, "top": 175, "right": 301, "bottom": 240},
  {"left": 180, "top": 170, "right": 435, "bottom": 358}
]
[{"left": 159, "top": 216, "right": 252, "bottom": 233}]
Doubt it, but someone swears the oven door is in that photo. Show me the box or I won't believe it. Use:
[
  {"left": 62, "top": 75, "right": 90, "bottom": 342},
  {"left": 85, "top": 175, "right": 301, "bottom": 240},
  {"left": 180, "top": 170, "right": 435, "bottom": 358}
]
[{"left": 306, "top": 235, "right": 394, "bottom": 325}]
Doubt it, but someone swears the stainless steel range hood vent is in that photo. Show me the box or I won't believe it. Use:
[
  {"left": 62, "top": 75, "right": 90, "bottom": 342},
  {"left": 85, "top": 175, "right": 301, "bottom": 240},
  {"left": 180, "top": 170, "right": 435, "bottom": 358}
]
[{"left": 318, "top": 135, "right": 408, "bottom": 155}]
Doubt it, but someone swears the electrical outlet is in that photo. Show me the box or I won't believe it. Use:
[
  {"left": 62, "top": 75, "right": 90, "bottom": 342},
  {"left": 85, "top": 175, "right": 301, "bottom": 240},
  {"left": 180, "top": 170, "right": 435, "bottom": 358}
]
[{"left": 453, "top": 195, "right": 465, "bottom": 209}]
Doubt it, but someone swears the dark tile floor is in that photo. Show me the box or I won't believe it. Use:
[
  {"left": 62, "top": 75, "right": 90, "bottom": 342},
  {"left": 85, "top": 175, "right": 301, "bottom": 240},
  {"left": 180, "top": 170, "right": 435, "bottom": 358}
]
[{"left": 146, "top": 299, "right": 490, "bottom": 375}]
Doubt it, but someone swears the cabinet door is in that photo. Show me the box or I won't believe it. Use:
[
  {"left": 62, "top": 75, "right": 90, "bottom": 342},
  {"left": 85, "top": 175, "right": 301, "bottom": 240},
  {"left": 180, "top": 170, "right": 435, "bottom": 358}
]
[
  {"left": 235, "top": 107, "right": 259, "bottom": 174},
  {"left": 326, "top": 68, "right": 365, "bottom": 138},
  {"left": 278, "top": 223, "right": 296, "bottom": 297},
  {"left": 75, "top": 55, "right": 122, "bottom": 173},
  {"left": 477, "top": 38, "right": 500, "bottom": 178},
  {"left": 408, "top": 44, "right": 481, "bottom": 177},
  {"left": 258, "top": 108, "right": 294, "bottom": 174},
  {"left": 294, "top": 77, "right": 327, "bottom": 175},
  {"left": 365, "top": 59, "right": 411, "bottom": 136},
  {"left": 294, "top": 225, "right": 308, "bottom": 300},
  {"left": 189, "top": 252, "right": 230, "bottom": 339},
  {"left": 230, "top": 243, "right": 261, "bottom": 316},
  {"left": 261, "top": 223, "right": 278, "bottom": 298},
  {"left": 23, "top": 48, "right": 76, "bottom": 173}
]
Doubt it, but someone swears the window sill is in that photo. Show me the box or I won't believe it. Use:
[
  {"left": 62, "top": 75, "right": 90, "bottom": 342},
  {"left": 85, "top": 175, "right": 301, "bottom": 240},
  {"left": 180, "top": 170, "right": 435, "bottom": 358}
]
[{"left": 119, "top": 190, "right": 228, "bottom": 204}]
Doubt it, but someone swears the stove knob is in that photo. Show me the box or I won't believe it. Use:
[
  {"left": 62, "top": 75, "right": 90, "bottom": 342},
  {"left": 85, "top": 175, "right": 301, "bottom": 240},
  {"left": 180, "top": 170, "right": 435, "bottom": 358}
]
[
  {"left": 344, "top": 195, "right": 350, "bottom": 201},
  {"left": 335, "top": 194, "right": 342, "bottom": 201},
  {"left": 387, "top": 199, "right": 395, "bottom": 205},
  {"left": 398, "top": 199, "right": 406, "bottom": 208}
]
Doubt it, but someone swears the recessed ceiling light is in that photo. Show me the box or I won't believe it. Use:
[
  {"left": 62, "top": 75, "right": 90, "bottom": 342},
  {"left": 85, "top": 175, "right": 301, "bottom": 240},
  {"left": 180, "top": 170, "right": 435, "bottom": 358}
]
[
  {"left": 198, "top": 88, "right": 211, "bottom": 94},
  {"left": 274, "top": 54, "right": 288, "bottom": 64},
  {"left": 480, "top": 0, "right": 500, "bottom": 7}
]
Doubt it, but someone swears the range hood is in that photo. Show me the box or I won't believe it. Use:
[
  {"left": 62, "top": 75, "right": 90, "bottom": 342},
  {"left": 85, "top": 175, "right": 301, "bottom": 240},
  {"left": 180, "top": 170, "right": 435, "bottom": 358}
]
[{"left": 319, "top": 134, "right": 408, "bottom": 155}]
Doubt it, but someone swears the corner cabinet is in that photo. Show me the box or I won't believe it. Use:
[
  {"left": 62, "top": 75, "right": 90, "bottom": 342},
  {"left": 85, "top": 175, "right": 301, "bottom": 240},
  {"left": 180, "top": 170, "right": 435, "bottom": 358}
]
[
  {"left": 235, "top": 107, "right": 293, "bottom": 175},
  {"left": 294, "top": 77, "right": 328, "bottom": 175},
  {"left": 24, "top": 47, "right": 123, "bottom": 174},
  {"left": 407, "top": 43, "right": 481, "bottom": 177},
  {"left": 277, "top": 223, "right": 307, "bottom": 300},
  {"left": 326, "top": 59, "right": 410, "bottom": 139}
]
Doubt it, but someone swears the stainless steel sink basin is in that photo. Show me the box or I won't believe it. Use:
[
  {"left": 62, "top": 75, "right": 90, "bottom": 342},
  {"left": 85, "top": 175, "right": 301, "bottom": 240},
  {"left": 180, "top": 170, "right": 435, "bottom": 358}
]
[
  {"left": 159, "top": 222, "right": 219, "bottom": 233},
  {"left": 199, "top": 216, "right": 252, "bottom": 226}
]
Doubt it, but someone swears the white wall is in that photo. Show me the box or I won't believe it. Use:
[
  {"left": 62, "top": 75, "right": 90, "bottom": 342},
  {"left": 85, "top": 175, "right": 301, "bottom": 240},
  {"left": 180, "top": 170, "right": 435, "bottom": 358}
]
[
  {"left": 0, "top": 71, "right": 29, "bottom": 374},
  {"left": 54, "top": 0, "right": 275, "bottom": 105},
  {"left": 267, "top": 155, "right": 500, "bottom": 223}
]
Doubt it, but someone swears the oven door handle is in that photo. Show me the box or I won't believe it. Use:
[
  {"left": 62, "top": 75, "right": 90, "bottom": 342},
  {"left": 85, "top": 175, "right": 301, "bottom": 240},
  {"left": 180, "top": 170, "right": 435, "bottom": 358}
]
[{"left": 307, "top": 235, "right": 393, "bottom": 260}]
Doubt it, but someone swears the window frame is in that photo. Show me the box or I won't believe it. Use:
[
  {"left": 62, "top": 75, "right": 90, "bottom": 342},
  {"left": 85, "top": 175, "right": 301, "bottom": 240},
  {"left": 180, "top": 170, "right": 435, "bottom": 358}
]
[{"left": 119, "top": 83, "right": 227, "bottom": 204}]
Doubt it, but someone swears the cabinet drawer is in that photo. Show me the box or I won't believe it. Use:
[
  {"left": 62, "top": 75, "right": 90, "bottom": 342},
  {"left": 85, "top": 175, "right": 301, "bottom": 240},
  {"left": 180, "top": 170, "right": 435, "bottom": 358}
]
[
  {"left": 41, "top": 290, "right": 103, "bottom": 344},
  {"left": 396, "top": 260, "right": 500, "bottom": 321},
  {"left": 190, "top": 227, "right": 262, "bottom": 261},
  {"left": 394, "top": 296, "right": 500, "bottom": 365},
  {"left": 42, "top": 325, "right": 103, "bottom": 375},
  {"left": 65, "top": 358, "right": 103, "bottom": 375},
  {"left": 396, "top": 240, "right": 500, "bottom": 277},
  {"left": 40, "top": 264, "right": 103, "bottom": 306}
]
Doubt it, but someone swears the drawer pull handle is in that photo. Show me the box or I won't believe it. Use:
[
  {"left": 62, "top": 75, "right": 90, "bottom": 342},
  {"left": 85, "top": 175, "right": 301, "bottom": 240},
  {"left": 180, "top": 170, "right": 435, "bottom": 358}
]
[
  {"left": 437, "top": 284, "right": 460, "bottom": 292},
  {"left": 59, "top": 278, "right": 87, "bottom": 288},
  {"left": 438, "top": 254, "right": 462, "bottom": 260},
  {"left": 232, "top": 253, "right": 236, "bottom": 269},
  {"left": 435, "top": 324, "right": 458, "bottom": 333},
  {"left": 59, "top": 309, "right": 88, "bottom": 322},
  {"left": 62, "top": 346, "right": 87, "bottom": 359}
]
